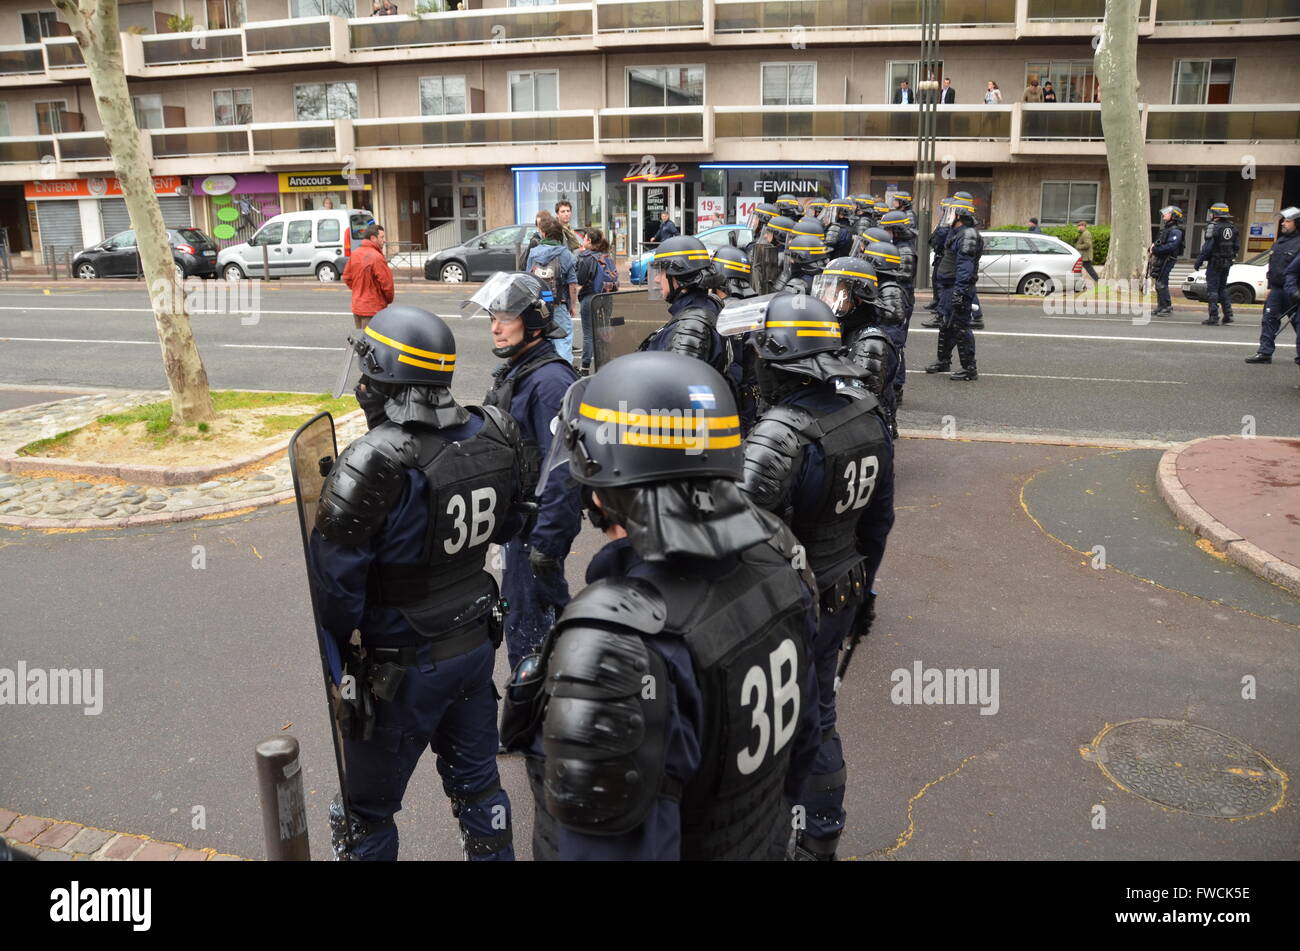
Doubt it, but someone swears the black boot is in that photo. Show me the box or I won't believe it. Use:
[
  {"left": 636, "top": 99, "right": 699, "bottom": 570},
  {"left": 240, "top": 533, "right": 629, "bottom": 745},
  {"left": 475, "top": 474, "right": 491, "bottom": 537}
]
[
  {"left": 1221, "top": 311, "right": 1234, "bottom": 324},
  {"left": 788, "top": 830, "right": 838, "bottom": 862},
  {"left": 1153, "top": 306, "right": 1172, "bottom": 318},
  {"left": 1244, "top": 353, "right": 1272, "bottom": 364},
  {"left": 1201, "top": 316, "right": 1220, "bottom": 326},
  {"left": 949, "top": 365, "right": 978, "bottom": 381},
  {"left": 921, "top": 316, "right": 943, "bottom": 328},
  {"left": 925, "top": 327, "right": 953, "bottom": 373}
]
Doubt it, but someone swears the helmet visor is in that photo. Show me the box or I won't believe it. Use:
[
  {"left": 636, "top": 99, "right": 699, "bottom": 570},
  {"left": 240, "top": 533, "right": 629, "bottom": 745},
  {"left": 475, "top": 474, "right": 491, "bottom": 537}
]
[
  {"left": 812, "top": 272, "right": 858, "bottom": 317},
  {"left": 716, "top": 293, "right": 779, "bottom": 337},
  {"left": 460, "top": 271, "right": 536, "bottom": 323},
  {"left": 535, "top": 376, "right": 591, "bottom": 496}
]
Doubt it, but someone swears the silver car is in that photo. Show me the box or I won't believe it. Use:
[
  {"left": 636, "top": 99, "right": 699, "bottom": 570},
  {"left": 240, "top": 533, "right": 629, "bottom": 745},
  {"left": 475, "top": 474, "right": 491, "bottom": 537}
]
[
  {"left": 218, "top": 209, "right": 375, "bottom": 282},
  {"left": 930, "top": 230, "right": 1085, "bottom": 296}
]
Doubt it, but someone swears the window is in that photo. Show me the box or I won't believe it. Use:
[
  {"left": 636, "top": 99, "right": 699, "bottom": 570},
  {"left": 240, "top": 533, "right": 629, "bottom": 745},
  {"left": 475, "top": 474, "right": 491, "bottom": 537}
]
[
  {"left": 318, "top": 219, "right": 340, "bottom": 243},
  {"left": 294, "top": 82, "right": 359, "bottom": 121},
  {"left": 286, "top": 220, "right": 313, "bottom": 245},
  {"left": 34, "top": 101, "right": 67, "bottom": 135},
  {"left": 1024, "top": 61, "right": 1098, "bottom": 103},
  {"left": 21, "top": 10, "right": 63, "bottom": 43},
  {"left": 213, "top": 88, "right": 252, "bottom": 126},
  {"left": 1028, "top": 236, "right": 1070, "bottom": 254},
  {"left": 0, "top": 104, "right": 9, "bottom": 138},
  {"left": 762, "top": 63, "right": 815, "bottom": 106},
  {"left": 252, "top": 222, "right": 284, "bottom": 246},
  {"left": 206, "top": 0, "right": 246, "bottom": 28},
  {"left": 1040, "top": 182, "right": 1099, "bottom": 227},
  {"left": 290, "top": 0, "right": 356, "bottom": 16},
  {"left": 1172, "top": 59, "right": 1235, "bottom": 104},
  {"left": 419, "top": 76, "right": 468, "bottom": 116},
  {"left": 982, "top": 235, "right": 1017, "bottom": 253},
  {"left": 509, "top": 71, "right": 559, "bottom": 112},
  {"left": 886, "top": 60, "right": 944, "bottom": 101},
  {"left": 108, "top": 231, "right": 137, "bottom": 249},
  {"left": 132, "top": 95, "right": 164, "bottom": 130},
  {"left": 626, "top": 67, "right": 705, "bottom": 108}
]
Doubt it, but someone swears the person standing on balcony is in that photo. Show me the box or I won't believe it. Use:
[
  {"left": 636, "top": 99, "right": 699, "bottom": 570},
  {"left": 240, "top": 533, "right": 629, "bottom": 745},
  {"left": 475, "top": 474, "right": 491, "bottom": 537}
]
[
  {"left": 343, "top": 223, "right": 396, "bottom": 429},
  {"left": 1042, "top": 81, "right": 1058, "bottom": 103},
  {"left": 984, "top": 81, "right": 1002, "bottom": 105},
  {"left": 893, "top": 80, "right": 914, "bottom": 105},
  {"left": 1022, "top": 78, "right": 1043, "bottom": 103},
  {"left": 1075, "top": 221, "right": 1100, "bottom": 284},
  {"left": 940, "top": 78, "right": 956, "bottom": 104}
]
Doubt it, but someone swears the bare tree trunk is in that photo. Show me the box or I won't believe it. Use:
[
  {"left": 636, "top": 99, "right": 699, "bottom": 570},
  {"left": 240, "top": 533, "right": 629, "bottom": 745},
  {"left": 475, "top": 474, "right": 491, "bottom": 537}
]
[
  {"left": 52, "top": 0, "right": 215, "bottom": 423},
  {"left": 1095, "top": 0, "right": 1150, "bottom": 281}
]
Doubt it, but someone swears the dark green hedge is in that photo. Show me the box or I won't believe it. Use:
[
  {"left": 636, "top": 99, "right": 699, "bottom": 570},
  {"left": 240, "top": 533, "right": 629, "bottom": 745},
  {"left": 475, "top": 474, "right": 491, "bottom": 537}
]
[{"left": 996, "top": 224, "right": 1110, "bottom": 265}]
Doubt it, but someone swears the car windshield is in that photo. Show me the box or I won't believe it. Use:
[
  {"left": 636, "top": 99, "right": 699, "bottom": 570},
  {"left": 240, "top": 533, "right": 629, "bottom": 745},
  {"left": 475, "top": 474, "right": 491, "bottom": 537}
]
[{"left": 1245, "top": 249, "right": 1271, "bottom": 266}]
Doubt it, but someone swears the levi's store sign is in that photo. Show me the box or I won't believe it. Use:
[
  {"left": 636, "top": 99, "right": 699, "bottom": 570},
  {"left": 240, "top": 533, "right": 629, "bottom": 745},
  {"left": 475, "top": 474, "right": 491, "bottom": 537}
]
[
  {"left": 24, "top": 176, "right": 184, "bottom": 199},
  {"left": 278, "top": 170, "right": 372, "bottom": 192}
]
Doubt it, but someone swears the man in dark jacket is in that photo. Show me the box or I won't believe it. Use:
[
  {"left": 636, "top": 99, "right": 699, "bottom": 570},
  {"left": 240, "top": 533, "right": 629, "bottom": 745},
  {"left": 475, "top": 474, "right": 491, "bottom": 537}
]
[
  {"left": 1246, "top": 207, "right": 1300, "bottom": 364},
  {"left": 652, "top": 211, "right": 679, "bottom": 244},
  {"left": 1194, "top": 202, "right": 1241, "bottom": 326},
  {"left": 1149, "top": 206, "right": 1186, "bottom": 319}
]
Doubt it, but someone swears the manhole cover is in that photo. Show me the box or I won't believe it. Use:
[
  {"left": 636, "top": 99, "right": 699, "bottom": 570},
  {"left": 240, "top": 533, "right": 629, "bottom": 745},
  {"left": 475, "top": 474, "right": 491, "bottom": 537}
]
[{"left": 1089, "top": 719, "right": 1285, "bottom": 818}]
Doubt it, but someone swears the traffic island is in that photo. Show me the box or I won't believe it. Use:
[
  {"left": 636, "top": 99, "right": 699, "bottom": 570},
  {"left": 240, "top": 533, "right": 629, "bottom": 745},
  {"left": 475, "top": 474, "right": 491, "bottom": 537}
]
[
  {"left": 0, "top": 391, "right": 365, "bottom": 529},
  {"left": 1156, "top": 436, "right": 1300, "bottom": 596}
]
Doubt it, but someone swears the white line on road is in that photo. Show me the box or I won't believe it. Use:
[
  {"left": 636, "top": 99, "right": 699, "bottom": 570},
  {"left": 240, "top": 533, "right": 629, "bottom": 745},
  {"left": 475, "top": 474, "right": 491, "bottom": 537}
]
[
  {"left": 1, "top": 336, "right": 345, "bottom": 352},
  {"left": 0, "top": 305, "right": 473, "bottom": 320},
  {"left": 908, "top": 327, "right": 1258, "bottom": 347},
  {"left": 904, "top": 370, "right": 1188, "bottom": 384}
]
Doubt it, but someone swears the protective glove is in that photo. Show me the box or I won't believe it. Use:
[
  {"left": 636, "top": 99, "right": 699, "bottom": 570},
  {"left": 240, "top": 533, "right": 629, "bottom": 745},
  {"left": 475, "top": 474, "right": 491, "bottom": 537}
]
[{"left": 529, "top": 547, "right": 568, "bottom": 608}]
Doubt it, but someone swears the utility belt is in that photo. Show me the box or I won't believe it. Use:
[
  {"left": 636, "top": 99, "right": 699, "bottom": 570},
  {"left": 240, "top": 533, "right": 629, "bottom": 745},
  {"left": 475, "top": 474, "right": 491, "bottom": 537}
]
[{"left": 818, "top": 560, "right": 869, "bottom": 615}]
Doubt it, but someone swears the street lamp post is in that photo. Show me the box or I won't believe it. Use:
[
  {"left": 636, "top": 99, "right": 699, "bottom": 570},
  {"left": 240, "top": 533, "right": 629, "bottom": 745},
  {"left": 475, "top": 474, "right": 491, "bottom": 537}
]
[{"left": 914, "top": 0, "right": 941, "bottom": 291}]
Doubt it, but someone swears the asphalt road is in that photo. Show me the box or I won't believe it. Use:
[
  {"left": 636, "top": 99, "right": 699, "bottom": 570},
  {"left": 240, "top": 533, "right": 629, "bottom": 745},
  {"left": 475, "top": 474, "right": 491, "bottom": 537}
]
[{"left": 1, "top": 282, "right": 1297, "bottom": 443}]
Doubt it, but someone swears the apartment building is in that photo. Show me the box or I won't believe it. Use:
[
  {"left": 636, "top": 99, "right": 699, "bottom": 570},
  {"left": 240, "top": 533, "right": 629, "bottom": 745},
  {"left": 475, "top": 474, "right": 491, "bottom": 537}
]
[{"left": 1, "top": 0, "right": 1297, "bottom": 263}]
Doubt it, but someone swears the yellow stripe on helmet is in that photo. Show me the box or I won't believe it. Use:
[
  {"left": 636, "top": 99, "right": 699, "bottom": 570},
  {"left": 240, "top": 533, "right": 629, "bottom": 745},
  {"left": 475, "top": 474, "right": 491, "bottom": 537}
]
[
  {"left": 767, "top": 320, "right": 840, "bottom": 329},
  {"left": 823, "top": 267, "right": 877, "bottom": 281},
  {"left": 721, "top": 261, "right": 752, "bottom": 273},
  {"left": 866, "top": 250, "right": 903, "bottom": 263},
  {"left": 398, "top": 352, "right": 455, "bottom": 371},
  {"left": 621, "top": 431, "right": 742, "bottom": 450},
  {"left": 365, "top": 325, "right": 455, "bottom": 364},
  {"left": 795, "top": 330, "right": 842, "bottom": 338},
  {"left": 579, "top": 402, "right": 740, "bottom": 431}
]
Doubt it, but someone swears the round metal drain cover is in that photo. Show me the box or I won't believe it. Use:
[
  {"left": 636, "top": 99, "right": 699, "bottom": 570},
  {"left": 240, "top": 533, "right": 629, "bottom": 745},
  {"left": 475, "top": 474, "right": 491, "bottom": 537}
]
[{"left": 1092, "top": 719, "right": 1284, "bottom": 818}]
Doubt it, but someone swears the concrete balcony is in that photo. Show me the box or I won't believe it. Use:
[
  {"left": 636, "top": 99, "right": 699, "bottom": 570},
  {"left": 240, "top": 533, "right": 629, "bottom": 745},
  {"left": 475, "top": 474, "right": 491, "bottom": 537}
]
[
  {"left": 1017, "top": 0, "right": 1156, "bottom": 36},
  {"left": 133, "top": 28, "right": 248, "bottom": 76},
  {"left": 41, "top": 36, "right": 88, "bottom": 81},
  {"left": 1153, "top": 0, "right": 1300, "bottom": 38},
  {"left": 1145, "top": 104, "right": 1300, "bottom": 166},
  {"left": 346, "top": 7, "right": 594, "bottom": 64},
  {"left": 714, "top": 0, "right": 1018, "bottom": 44},
  {"left": 244, "top": 16, "right": 345, "bottom": 64},
  {"left": 597, "top": 106, "right": 712, "bottom": 155},
  {"left": 0, "top": 132, "right": 118, "bottom": 180},
  {"left": 0, "top": 43, "right": 47, "bottom": 86},
  {"left": 593, "top": 0, "right": 711, "bottom": 47},
  {"left": 1013, "top": 102, "right": 1108, "bottom": 156},
  {"left": 351, "top": 111, "right": 598, "bottom": 166}
]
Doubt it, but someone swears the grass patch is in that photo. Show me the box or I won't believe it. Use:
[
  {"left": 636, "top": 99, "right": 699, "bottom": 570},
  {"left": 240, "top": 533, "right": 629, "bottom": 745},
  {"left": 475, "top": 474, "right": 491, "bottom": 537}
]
[{"left": 16, "top": 429, "right": 81, "bottom": 457}]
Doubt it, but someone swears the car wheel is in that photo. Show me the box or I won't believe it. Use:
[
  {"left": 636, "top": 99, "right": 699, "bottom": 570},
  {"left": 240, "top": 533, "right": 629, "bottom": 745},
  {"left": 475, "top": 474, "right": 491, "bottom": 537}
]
[
  {"left": 223, "top": 263, "right": 246, "bottom": 281},
  {"left": 76, "top": 262, "right": 98, "bottom": 280},
  {"left": 439, "top": 261, "right": 467, "bottom": 283},
  {"left": 174, "top": 263, "right": 185, "bottom": 281},
  {"left": 316, "top": 262, "right": 339, "bottom": 282},
  {"left": 1018, "top": 273, "right": 1054, "bottom": 297},
  {"left": 1228, "top": 284, "right": 1253, "bottom": 305}
]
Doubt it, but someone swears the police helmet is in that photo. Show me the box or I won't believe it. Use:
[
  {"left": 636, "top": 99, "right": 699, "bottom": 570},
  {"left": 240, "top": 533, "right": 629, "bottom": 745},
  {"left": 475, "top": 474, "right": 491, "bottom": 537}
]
[
  {"left": 1160, "top": 205, "right": 1184, "bottom": 222},
  {"left": 711, "top": 245, "right": 752, "bottom": 287},
  {"left": 949, "top": 193, "right": 977, "bottom": 225},
  {"left": 762, "top": 215, "right": 799, "bottom": 246},
  {"left": 745, "top": 202, "right": 780, "bottom": 234},
  {"left": 1280, "top": 206, "right": 1300, "bottom": 223},
  {"left": 806, "top": 199, "right": 829, "bottom": 221},
  {"left": 461, "top": 271, "right": 559, "bottom": 358},
  {"left": 785, "top": 233, "right": 831, "bottom": 266},
  {"left": 891, "top": 190, "right": 913, "bottom": 210},
  {"left": 813, "top": 257, "right": 879, "bottom": 315},
  {"left": 1208, "top": 202, "right": 1230, "bottom": 220},
  {"left": 862, "top": 240, "right": 904, "bottom": 277},
  {"left": 879, "top": 210, "right": 915, "bottom": 240},
  {"left": 650, "top": 235, "right": 714, "bottom": 281},
  {"left": 793, "top": 216, "right": 827, "bottom": 239},
  {"left": 554, "top": 352, "right": 743, "bottom": 489},
  {"left": 750, "top": 295, "right": 866, "bottom": 385},
  {"left": 354, "top": 304, "right": 457, "bottom": 387},
  {"left": 775, "top": 195, "right": 803, "bottom": 216},
  {"left": 850, "top": 194, "right": 876, "bottom": 216},
  {"left": 822, "top": 198, "right": 856, "bottom": 227}
]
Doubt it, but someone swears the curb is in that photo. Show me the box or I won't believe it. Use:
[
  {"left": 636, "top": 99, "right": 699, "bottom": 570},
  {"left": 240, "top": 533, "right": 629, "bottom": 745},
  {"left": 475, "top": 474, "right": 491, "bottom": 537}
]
[
  {"left": 1155, "top": 437, "right": 1300, "bottom": 597},
  {"left": 0, "top": 489, "right": 295, "bottom": 531},
  {"left": 1, "top": 808, "right": 245, "bottom": 862}
]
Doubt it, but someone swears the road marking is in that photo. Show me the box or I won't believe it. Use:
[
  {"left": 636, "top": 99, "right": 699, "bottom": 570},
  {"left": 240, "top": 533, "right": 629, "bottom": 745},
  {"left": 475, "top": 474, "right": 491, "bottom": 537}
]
[
  {"left": 0, "top": 306, "right": 474, "bottom": 320},
  {"left": 222, "top": 343, "right": 346, "bottom": 352},
  {"left": 1, "top": 336, "right": 345, "bottom": 352},
  {"left": 904, "top": 370, "right": 1188, "bottom": 384},
  {"left": 908, "top": 327, "right": 1258, "bottom": 347}
]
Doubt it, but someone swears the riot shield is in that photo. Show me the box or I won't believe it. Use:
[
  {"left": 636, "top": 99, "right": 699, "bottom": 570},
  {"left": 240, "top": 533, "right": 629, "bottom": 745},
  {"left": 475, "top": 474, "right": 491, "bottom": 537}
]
[
  {"left": 331, "top": 336, "right": 360, "bottom": 399},
  {"left": 589, "top": 289, "right": 671, "bottom": 371},
  {"left": 287, "top": 412, "right": 355, "bottom": 858},
  {"left": 750, "top": 243, "right": 780, "bottom": 295}
]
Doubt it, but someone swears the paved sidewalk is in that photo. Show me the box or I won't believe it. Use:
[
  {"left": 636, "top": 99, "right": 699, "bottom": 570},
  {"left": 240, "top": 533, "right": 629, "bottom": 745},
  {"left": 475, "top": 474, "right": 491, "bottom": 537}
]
[
  {"left": 1157, "top": 436, "right": 1300, "bottom": 595},
  {"left": 2, "top": 808, "right": 243, "bottom": 861}
]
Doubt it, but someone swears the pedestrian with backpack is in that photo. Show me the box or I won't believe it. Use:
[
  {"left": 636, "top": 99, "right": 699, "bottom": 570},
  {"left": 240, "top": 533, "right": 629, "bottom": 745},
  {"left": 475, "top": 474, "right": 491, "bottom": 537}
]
[
  {"left": 524, "top": 212, "right": 580, "bottom": 363},
  {"left": 575, "top": 228, "right": 617, "bottom": 373}
]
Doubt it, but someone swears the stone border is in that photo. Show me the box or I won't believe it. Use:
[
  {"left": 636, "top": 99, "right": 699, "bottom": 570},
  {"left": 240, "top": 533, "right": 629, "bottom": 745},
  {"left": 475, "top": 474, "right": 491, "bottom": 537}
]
[
  {"left": 0, "top": 489, "right": 297, "bottom": 531},
  {"left": 1, "top": 807, "right": 244, "bottom": 861},
  {"left": 1155, "top": 437, "right": 1300, "bottom": 597},
  {"left": 0, "top": 408, "right": 363, "bottom": 486}
]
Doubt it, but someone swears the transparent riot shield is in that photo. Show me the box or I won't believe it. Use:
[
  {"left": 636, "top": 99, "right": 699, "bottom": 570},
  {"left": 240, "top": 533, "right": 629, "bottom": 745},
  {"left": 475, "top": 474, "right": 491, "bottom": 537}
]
[
  {"left": 287, "top": 412, "right": 355, "bottom": 857},
  {"left": 750, "top": 243, "right": 780, "bottom": 295},
  {"left": 589, "top": 289, "right": 672, "bottom": 371}
]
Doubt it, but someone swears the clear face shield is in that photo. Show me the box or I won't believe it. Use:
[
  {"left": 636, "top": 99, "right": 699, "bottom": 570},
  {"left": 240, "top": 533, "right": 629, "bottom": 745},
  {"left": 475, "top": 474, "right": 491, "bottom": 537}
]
[
  {"left": 716, "top": 293, "right": 779, "bottom": 339},
  {"left": 938, "top": 201, "right": 957, "bottom": 228},
  {"left": 745, "top": 208, "right": 770, "bottom": 233},
  {"left": 812, "top": 271, "right": 859, "bottom": 317},
  {"left": 459, "top": 271, "right": 534, "bottom": 326}
]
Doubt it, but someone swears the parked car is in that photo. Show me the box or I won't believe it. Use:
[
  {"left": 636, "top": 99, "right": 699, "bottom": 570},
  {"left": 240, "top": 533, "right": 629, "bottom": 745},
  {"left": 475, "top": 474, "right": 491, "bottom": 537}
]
[
  {"left": 928, "top": 231, "right": 1085, "bottom": 296},
  {"left": 629, "top": 224, "right": 755, "bottom": 284},
  {"left": 1182, "top": 249, "right": 1270, "bottom": 304},
  {"left": 218, "top": 208, "right": 375, "bottom": 282},
  {"left": 423, "top": 224, "right": 529, "bottom": 283},
  {"left": 73, "top": 228, "right": 219, "bottom": 280}
]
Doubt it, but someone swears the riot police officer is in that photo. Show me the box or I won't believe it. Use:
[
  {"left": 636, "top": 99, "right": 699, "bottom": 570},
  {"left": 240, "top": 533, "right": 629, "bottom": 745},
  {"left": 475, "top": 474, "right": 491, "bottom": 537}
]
[
  {"left": 708, "top": 245, "right": 760, "bottom": 431},
  {"left": 744, "top": 202, "right": 781, "bottom": 255},
  {"left": 1194, "top": 202, "right": 1240, "bottom": 326},
  {"left": 816, "top": 256, "right": 904, "bottom": 432},
  {"left": 793, "top": 216, "right": 827, "bottom": 242},
  {"left": 504, "top": 352, "right": 821, "bottom": 860},
  {"left": 921, "top": 197, "right": 955, "bottom": 325},
  {"left": 860, "top": 239, "right": 912, "bottom": 410},
  {"left": 890, "top": 189, "right": 913, "bottom": 218},
  {"left": 1246, "top": 207, "right": 1300, "bottom": 365},
  {"left": 926, "top": 197, "right": 981, "bottom": 381},
  {"left": 735, "top": 295, "right": 896, "bottom": 861},
  {"left": 310, "top": 304, "right": 522, "bottom": 861},
  {"left": 821, "top": 198, "right": 858, "bottom": 257},
  {"left": 775, "top": 234, "right": 831, "bottom": 295},
  {"left": 775, "top": 194, "right": 804, "bottom": 218},
  {"left": 1149, "top": 206, "right": 1185, "bottom": 319},
  {"left": 709, "top": 245, "right": 756, "bottom": 300},
  {"left": 641, "top": 235, "right": 732, "bottom": 380},
  {"left": 472, "top": 273, "right": 583, "bottom": 673}
]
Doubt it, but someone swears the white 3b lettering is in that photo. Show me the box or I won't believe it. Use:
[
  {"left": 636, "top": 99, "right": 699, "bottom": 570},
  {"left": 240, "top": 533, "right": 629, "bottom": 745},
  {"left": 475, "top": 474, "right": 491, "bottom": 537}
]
[{"left": 443, "top": 488, "right": 497, "bottom": 554}]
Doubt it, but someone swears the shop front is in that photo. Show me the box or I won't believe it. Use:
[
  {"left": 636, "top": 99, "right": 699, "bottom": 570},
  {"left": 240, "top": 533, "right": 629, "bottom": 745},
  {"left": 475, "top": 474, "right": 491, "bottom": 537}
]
[
  {"left": 701, "top": 163, "right": 849, "bottom": 229},
  {"left": 512, "top": 164, "right": 607, "bottom": 234},
  {"left": 278, "top": 170, "right": 374, "bottom": 215},
  {"left": 24, "top": 176, "right": 193, "bottom": 255},
  {"left": 195, "top": 174, "right": 282, "bottom": 249}
]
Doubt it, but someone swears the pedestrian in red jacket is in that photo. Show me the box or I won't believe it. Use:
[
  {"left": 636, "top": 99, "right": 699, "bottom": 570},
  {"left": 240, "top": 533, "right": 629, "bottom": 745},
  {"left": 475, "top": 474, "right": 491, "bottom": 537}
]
[{"left": 343, "top": 224, "right": 394, "bottom": 330}]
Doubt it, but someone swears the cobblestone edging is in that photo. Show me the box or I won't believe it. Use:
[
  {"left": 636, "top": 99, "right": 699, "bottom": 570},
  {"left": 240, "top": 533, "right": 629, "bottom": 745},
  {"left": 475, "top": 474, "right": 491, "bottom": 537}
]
[
  {"left": 0, "top": 392, "right": 366, "bottom": 529},
  {"left": 1, "top": 808, "right": 244, "bottom": 862},
  {"left": 1155, "top": 438, "right": 1300, "bottom": 597}
]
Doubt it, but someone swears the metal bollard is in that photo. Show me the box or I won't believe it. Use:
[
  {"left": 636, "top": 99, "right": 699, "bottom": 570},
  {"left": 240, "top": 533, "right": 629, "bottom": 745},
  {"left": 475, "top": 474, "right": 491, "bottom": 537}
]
[{"left": 255, "top": 735, "right": 312, "bottom": 861}]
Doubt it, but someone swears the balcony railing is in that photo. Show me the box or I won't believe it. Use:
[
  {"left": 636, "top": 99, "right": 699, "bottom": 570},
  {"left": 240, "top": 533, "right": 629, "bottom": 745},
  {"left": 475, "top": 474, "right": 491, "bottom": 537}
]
[
  {"left": 1146, "top": 106, "right": 1300, "bottom": 143},
  {"left": 599, "top": 107, "right": 705, "bottom": 141},
  {"left": 0, "top": 137, "right": 55, "bottom": 164},
  {"left": 596, "top": 0, "right": 705, "bottom": 32},
  {"left": 152, "top": 126, "right": 251, "bottom": 159},
  {"left": 0, "top": 44, "right": 45, "bottom": 76},
  {"left": 55, "top": 132, "right": 112, "bottom": 161},
  {"left": 714, "top": 0, "right": 1015, "bottom": 32},
  {"left": 1026, "top": 0, "right": 1150, "bottom": 18},
  {"left": 1021, "top": 103, "right": 1105, "bottom": 140},
  {"left": 349, "top": 7, "right": 591, "bottom": 51},
  {"left": 1155, "top": 0, "right": 1300, "bottom": 22},
  {"left": 43, "top": 37, "right": 84, "bottom": 69},
  {"left": 245, "top": 17, "right": 333, "bottom": 54},
  {"left": 715, "top": 104, "right": 1011, "bottom": 139},
  {"left": 140, "top": 29, "right": 244, "bottom": 66},
  {"left": 353, "top": 111, "right": 594, "bottom": 148},
  {"left": 251, "top": 121, "right": 336, "bottom": 154}
]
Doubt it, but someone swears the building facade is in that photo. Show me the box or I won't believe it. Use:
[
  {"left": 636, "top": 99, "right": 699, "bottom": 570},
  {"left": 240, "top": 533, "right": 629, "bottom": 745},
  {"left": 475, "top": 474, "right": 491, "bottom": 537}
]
[{"left": 1, "top": 0, "right": 1297, "bottom": 262}]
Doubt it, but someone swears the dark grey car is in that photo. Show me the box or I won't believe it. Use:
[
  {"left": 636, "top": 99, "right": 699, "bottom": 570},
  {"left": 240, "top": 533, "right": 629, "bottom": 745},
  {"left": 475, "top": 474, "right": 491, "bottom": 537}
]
[{"left": 424, "top": 225, "right": 527, "bottom": 283}]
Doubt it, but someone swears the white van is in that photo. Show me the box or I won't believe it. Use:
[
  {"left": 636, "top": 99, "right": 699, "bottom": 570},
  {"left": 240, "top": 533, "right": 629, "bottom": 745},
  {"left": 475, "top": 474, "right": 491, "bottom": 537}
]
[{"left": 218, "top": 208, "right": 376, "bottom": 282}]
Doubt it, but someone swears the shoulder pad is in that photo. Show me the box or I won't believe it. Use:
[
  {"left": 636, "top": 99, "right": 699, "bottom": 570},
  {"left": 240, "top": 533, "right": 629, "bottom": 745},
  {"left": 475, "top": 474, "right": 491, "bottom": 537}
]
[
  {"left": 959, "top": 230, "right": 981, "bottom": 255},
  {"left": 667, "top": 313, "right": 715, "bottom": 361},
  {"left": 315, "top": 423, "right": 415, "bottom": 546},
  {"left": 555, "top": 576, "right": 667, "bottom": 635},
  {"left": 477, "top": 403, "right": 522, "bottom": 448},
  {"left": 740, "top": 409, "right": 810, "bottom": 512},
  {"left": 542, "top": 603, "right": 671, "bottom": 836},
  {"left": 875, "top": 284, "right": 906, "bottom": 326}
]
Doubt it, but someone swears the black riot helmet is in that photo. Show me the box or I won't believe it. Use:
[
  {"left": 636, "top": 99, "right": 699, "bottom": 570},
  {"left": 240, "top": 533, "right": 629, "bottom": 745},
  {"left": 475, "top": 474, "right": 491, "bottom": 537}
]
[
  {"left": 461, "top": 270, "right": 559, "bottom": 358},
  {"left": 822, "top": 198, "right": 856, "bottom": 227},
  {"left": 761, "top": 215, "right": 798, "bottom": 248},
  {"left": 861, "top": 240, "right": 904, "bottom": 278},
  {"left": 850, "top": 194, "right": 876, "bottom": 217},
  {"left": 1160, "top": 205, "right": 1184, "bottom": 223},
  {"left": 879, "top": 209, "right": 915, "bottom": 242},
  {"left": 891, "top": 190, "right": 913, "bottom": 211},
  {"left": 649, "top": 235, "right": 714, "bottom": 302},
  {"left": 745, "top": 296, "right": 868, "bottom": 400},
  {"left": 785, "top": 233, "right": 831, "bottom": 269},
  {"left": 711, "top": 245, "right": 753, "bottom": 296},
  {"left": 806, "top": 198, "right": 829, "bottom": 222},
  {"left": 812, "top": 257, "right": 879, "bottom": 315},
  {"left": 775, "top": 195, "right": 803, "bottom": 217},
  {"left": 745, "top": 201, "right": 780, "bottom": 234},
  {"left": 353, "top": 304, "right": 457, "bottom": 387},
  {"left": 850, "top": 225, "right": 892, "bottom": 256},
  {"left": 1207, "top": 201, "right": 1231, "bottom": 221},
  {"left": 553, "top": 351, "right": 743, "bottom": 489},
  {"left": 948, "top": 193, "right": 977, "bottom": 226},
  {"left": 792, "top": 216, "right": 827, "bottom": 240}
]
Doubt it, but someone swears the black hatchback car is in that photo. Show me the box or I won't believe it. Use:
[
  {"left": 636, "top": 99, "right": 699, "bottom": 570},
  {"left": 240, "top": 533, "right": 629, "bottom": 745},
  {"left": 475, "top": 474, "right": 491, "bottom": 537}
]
[
  {"left": 423, "top": 224, "right": 529, "bottom": 283},
  {"left": 73, "top": 228, "right": 220, "bottom": 280}
]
